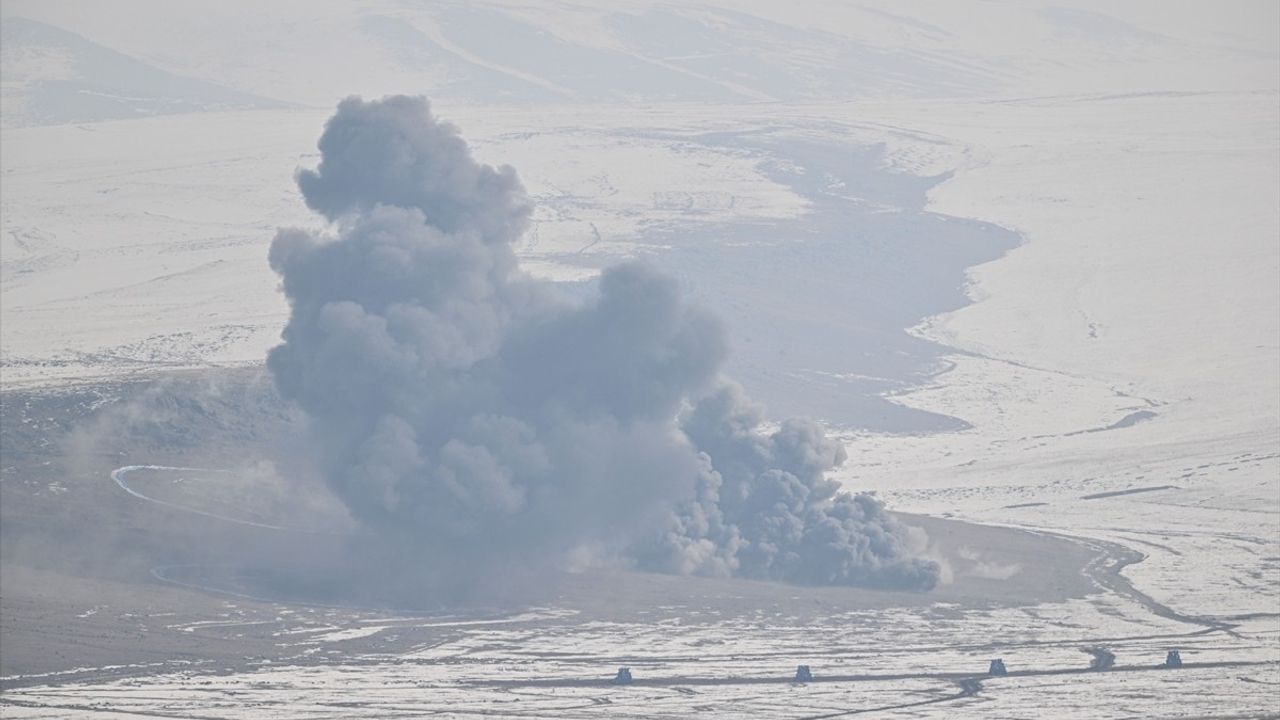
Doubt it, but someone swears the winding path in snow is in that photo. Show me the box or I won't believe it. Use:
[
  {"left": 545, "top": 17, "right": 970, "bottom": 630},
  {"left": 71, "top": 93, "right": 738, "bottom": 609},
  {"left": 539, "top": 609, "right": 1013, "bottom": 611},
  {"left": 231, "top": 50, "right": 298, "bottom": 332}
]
[{"left": 110, "top": 464, "right": 336, "bottom": 534}]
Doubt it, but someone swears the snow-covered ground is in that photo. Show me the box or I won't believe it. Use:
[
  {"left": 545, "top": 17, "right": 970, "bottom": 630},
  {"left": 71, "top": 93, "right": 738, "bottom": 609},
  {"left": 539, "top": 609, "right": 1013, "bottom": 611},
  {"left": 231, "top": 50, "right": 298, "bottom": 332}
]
[
  {"left": 840, "top": 90, "right": 1280, "bottom": 621},
  {"left": 2, "top": 585, "right": 1276, "bottom": 718},
  {"left": 0, "top": 105, "right": 821, "bottom": 385},
  {"left": 1, "top": 1, "right": 1277, "bottom": 717}
]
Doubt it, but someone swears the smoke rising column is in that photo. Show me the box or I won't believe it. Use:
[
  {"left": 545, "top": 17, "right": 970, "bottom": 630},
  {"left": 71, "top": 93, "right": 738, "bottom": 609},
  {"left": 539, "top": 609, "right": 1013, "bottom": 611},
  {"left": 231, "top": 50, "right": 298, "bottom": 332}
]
[{"left": 268, "top": 95, "right": 940, "bottom": 593}]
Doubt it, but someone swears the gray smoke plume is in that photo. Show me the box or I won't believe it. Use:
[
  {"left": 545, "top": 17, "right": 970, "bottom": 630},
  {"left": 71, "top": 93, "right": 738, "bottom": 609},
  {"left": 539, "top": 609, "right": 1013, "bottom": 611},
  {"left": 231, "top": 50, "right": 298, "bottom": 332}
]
[
  {"left": 642, "top": 382, "right": 939, "bottom": 589},
  {"left": 268, "top": 95, "right": 940, "bottom": 594}
]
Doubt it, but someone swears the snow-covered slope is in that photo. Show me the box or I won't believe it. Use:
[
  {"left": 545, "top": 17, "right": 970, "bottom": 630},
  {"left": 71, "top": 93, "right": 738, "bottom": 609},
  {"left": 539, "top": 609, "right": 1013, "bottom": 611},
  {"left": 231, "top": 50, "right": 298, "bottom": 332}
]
[
  {"left": 835, "top": 89, "right": 1279, "bottom": 619},
  {"left": 0, "top": 17, "right": 287, "bottom": 128},
  {"left": 4, "top": 0, "right": 1274, "bottom": 117}
]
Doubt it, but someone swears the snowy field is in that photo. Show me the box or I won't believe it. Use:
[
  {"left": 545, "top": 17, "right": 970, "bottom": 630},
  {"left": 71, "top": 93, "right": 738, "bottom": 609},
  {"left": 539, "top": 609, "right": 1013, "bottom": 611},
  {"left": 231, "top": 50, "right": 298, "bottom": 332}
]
[
  {"left": 2, "top": 1, "right": 1277, "bottom": 717},
  {"left": 3, "top": 601, "right": 1275, "bottom": 719}
]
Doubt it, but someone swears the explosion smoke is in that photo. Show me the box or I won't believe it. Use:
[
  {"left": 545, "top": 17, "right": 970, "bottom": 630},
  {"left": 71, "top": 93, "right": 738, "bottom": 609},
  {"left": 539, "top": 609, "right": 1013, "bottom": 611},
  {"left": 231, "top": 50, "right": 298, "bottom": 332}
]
[{"left": 268, "top": 96, "right": 940, "bottom": 593}]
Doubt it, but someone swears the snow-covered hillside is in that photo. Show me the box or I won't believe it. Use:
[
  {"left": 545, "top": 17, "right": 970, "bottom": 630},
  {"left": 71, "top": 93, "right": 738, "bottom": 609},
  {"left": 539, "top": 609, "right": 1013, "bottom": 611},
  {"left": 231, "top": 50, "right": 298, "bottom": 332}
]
[
  {"left": 3, "top": 0, "right": 1275, "bottom": 116},
  {"left": 0, "top": 17, "right": 287, "bottom": 128}
]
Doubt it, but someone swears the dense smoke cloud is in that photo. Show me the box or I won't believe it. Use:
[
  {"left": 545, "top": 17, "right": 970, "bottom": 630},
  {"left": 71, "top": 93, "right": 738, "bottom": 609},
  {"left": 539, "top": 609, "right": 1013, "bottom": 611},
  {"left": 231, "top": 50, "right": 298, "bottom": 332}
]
[
  {"left": 643, "top": 382, "right": 939, "bottom": 589},
  {"left": 269, "top": 95, "right": 939, "bottom": 593}
]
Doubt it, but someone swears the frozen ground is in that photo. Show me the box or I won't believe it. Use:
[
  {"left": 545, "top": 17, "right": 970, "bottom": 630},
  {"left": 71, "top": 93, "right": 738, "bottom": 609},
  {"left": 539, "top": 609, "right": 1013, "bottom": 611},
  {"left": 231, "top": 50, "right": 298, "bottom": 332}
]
[
  {"left": 1, "top": 404, "right": 1274, "bottom": 717},
  {"left": 3, "top": 604, "right": 1275, "bottom": 719},
  {"left": 2, "top": 1, "right": 1278, "bottom": 717},
  {"left": 837, "top": 90, "right": 1280, "bottom": 622}
]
